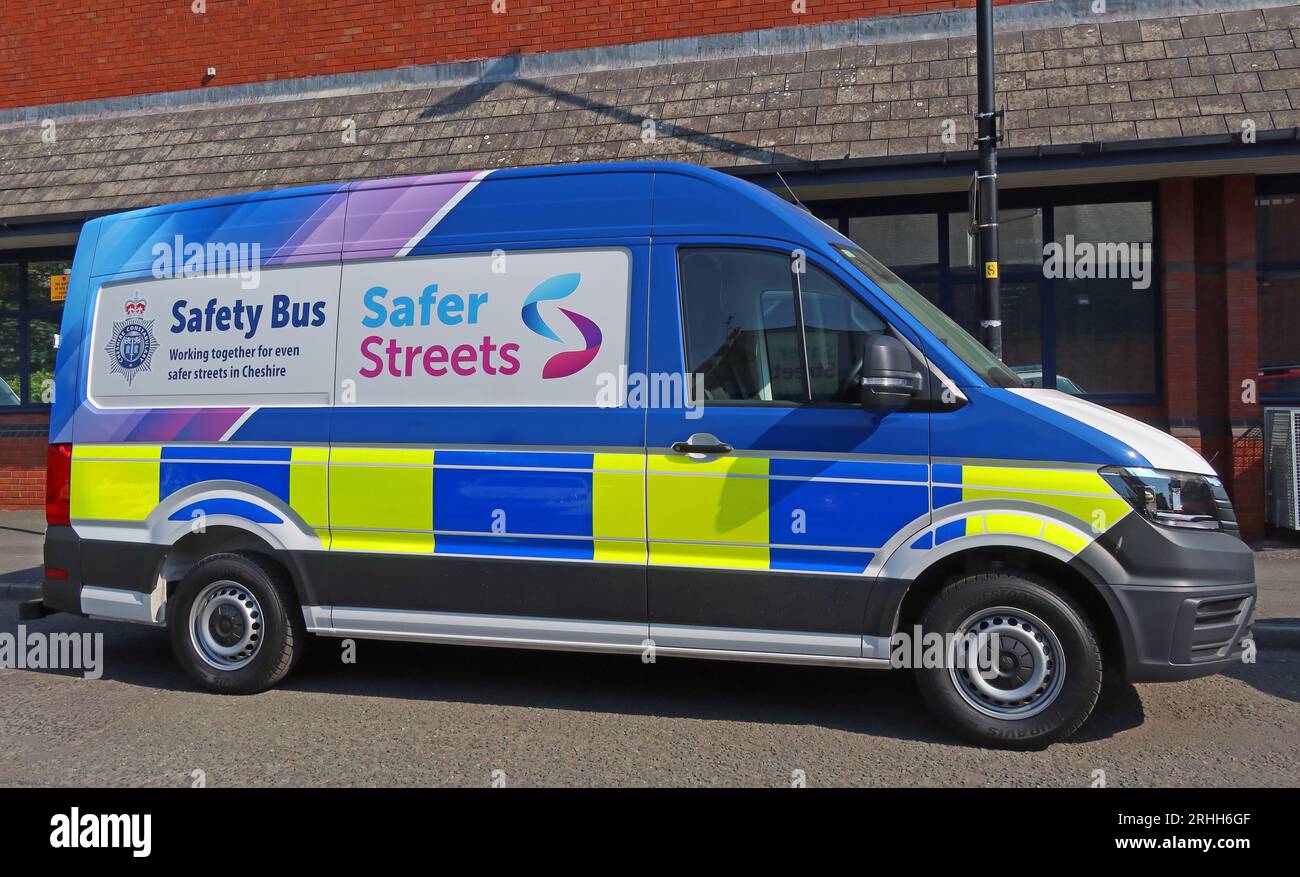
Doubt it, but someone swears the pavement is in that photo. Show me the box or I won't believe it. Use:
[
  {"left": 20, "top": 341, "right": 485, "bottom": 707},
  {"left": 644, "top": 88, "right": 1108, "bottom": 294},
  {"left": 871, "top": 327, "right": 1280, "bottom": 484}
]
[
  {"left": 0, "top": 511, "right": 44, "bottom": 598},
  {"left": 1, "top": 508, "right": 1297, "bottom": 786}
]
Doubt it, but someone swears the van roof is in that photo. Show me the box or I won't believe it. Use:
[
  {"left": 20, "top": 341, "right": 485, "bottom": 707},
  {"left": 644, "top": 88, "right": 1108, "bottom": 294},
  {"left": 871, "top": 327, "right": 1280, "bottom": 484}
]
[
  {"left": 99, "top": 161, "right": 749, "bottom": 217},
  {"left": 85, "top": 161, "right": 847, "bottom": 279}
]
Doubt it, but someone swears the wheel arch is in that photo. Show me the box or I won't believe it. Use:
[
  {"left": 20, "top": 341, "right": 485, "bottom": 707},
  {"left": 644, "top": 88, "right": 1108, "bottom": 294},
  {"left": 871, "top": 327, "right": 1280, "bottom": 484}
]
[
  {"left": 890, "top": 544, "right": 1129, "bottom": 674},
  {"left": 161, "top": 525, "right": 321, "bottom": 610}
]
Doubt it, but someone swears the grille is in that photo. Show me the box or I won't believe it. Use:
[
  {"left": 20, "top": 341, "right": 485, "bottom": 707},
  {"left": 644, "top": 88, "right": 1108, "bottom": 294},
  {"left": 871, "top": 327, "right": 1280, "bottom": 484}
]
[{"left": 1183, "top": 595, "right": 1253, "bottom": 663}]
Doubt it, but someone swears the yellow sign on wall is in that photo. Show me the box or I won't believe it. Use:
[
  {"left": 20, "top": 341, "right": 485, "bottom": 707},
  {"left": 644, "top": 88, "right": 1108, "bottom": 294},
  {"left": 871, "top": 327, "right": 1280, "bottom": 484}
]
[{"left": 49, "top": 274, "right": 69, "bottom": 302}]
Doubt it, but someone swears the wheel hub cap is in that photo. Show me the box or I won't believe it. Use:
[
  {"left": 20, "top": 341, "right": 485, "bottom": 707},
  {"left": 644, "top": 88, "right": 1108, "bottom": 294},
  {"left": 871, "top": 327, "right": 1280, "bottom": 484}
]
[
  {"left": 948, "top": 607, "right": 1066, "bottom": 720},
  {"left": 189, "top": 580, "right": 264, "bottom": 671}
]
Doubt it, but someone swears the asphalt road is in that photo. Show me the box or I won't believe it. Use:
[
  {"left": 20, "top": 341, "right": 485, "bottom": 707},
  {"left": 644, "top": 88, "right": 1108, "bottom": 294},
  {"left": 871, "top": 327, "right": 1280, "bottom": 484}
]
[{"left": 2, "top": 593, "right": 1298, "bottom": 787}]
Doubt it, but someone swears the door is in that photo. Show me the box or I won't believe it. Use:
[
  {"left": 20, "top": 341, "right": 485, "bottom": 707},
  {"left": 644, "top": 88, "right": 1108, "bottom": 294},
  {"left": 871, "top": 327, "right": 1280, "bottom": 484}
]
[{"left": 645, "top": 243, "right": 930, "bottom": 658}]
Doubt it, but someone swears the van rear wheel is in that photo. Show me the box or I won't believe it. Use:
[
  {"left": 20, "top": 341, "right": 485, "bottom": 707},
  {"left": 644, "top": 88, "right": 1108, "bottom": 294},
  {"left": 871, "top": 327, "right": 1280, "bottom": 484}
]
[
  {"left": 168, "top": 552, "right": 305, "bottom": 695},
  {"left": 914, "top": 572, "right": 1102, "bottom": 750}
]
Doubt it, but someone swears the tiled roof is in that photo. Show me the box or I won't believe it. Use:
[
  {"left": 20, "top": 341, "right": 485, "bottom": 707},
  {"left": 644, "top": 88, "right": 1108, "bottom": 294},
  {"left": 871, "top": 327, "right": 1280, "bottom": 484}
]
[{"left": 0, "top": 5, "right": 1298, "bottom": 221}]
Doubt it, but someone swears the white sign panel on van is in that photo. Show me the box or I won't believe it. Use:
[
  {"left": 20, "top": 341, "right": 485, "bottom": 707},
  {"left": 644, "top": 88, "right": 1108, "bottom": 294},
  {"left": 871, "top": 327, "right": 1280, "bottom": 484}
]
[
  {"left": 335, "top": 247, "right": 630, "bottom": 407},
  {"left": 87, "top": 265, "right": 339, "bottom": 408}
]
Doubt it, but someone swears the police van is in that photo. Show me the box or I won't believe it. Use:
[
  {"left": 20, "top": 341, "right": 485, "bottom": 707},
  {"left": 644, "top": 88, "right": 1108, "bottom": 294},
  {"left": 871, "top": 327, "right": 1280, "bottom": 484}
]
[{"left": 31, "top": 162, "right": 1255, "bottom": 748}]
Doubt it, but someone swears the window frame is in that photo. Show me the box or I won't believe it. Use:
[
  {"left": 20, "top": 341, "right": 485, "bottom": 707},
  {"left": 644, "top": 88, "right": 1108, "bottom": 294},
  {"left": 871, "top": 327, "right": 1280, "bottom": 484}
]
[
  {"left": 1255, "top": 174, "right": 1300, "bottom": 404},
  {"left": 675, "top": 243, "right": 900, "bottom": 410},
  {"left": 0, "top": 245, "right": 74, "bottom": 411},
  {"left": 812, "top": 182, "right": 1163, "bottom": 405}
]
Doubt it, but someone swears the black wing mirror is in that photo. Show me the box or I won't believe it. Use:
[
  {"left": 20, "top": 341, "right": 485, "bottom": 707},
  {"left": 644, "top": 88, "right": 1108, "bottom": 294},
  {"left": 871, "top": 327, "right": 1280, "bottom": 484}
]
[{"left": 860, "top": 335, "right": 922, "bottom": 411}]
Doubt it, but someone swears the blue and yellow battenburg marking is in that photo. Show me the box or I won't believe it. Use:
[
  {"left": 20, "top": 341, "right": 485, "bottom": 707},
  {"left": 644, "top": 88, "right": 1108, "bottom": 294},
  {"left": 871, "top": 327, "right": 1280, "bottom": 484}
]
[
  {"left": 70, "top": 442, "right": 328, "bottom": 536},
  {"left": 920, "top": 462, "right": 1132, "bottom": 555},
  {"left": 67, "top": 445, "right": 1131, "bottom": 570},
  {"left": 70, "top": 444, "right": 649, "bottom": 562},
  {"left": 647, "top": 455, "right": 930, "bottom": 574}
]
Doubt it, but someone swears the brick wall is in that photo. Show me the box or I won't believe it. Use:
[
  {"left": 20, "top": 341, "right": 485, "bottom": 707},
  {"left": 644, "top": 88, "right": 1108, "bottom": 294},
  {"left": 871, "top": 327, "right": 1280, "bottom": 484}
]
[
  {"left": 0, "top": 0, "right": 1040, "bottom": 110},
  {"left": 0, "top": 414, "right": 50, "bottom": 511},
  {"left": 1155, "top": 175, "right": 1264, "bottom": 540}
]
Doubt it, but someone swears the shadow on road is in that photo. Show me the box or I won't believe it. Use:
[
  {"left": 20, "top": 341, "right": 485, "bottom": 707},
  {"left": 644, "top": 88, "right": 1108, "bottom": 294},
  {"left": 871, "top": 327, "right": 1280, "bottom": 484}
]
[
  {"left": 0, "top": 565, "right": 42, "bottom": 584},
  {"left": 8, "top": 601, "right": 1147, "bottom": 748}
]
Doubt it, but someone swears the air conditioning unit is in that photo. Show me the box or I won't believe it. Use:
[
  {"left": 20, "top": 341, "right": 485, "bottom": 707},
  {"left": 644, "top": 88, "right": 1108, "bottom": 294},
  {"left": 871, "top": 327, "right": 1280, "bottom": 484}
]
[{"left": 1264, "top": 408, "right": 1300, "bottom": 530}]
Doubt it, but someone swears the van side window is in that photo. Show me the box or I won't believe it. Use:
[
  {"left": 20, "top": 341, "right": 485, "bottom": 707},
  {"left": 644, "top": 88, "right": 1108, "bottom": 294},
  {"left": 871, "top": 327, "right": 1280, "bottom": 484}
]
[
  {"left": 679, "top": 248, "right": 806, "bottom": 403},
  {"left": 678, "top": 248, "right": 890, "bottom": 405},
  {"left": 799, "top": 264, "right": 889, "bottom": 403}
]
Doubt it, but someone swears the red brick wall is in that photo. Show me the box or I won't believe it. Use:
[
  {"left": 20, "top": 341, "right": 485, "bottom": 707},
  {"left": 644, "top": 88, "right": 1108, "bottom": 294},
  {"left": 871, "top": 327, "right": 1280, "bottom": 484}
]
[
  {"left": 0, "top": 0, "right": 1037, "bottom": 110},
  {"left": 1153, "top": 176, "right": 1264, "bottom": 541},
  {"left": 0, "top": 414, "right": 50, "bottom": 511},
  {"left": 1222, "top": 174, "right": 1263, "bottom": 540}
]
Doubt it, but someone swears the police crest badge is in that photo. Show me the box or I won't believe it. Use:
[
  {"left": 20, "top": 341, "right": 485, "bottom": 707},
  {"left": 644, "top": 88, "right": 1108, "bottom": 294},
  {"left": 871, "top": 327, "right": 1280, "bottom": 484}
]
[{"left": 106, "top": 295, "right": 159, "bottom": 385}]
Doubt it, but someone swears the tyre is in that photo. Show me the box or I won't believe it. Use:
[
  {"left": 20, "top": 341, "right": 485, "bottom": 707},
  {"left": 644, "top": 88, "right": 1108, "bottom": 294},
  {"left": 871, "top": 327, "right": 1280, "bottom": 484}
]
[
  {"left": 168, "top": 551, "right": 306, "bottom": 694},
  {"left": 914, "top": 571, "right": 1103, "bottom": 750}
]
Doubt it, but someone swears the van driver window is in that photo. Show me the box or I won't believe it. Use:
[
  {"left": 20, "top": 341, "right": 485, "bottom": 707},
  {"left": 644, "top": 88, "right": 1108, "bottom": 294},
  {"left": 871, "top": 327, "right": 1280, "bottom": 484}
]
[
  {"left": 679, "top": 248, "right": 888, "bottom": 405},
  {"left": 798, "top": 264, "right": 889, "bottom": 402},
  {"left": 679, "top": 248, "right": 806, "bottom": 403}
]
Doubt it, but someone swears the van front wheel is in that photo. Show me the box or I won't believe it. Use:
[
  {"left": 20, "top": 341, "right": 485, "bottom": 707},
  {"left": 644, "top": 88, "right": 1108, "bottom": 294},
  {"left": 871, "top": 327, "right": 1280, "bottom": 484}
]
[
  {"left": 168, "top": 552, "right": 305, "bottom": 695},
  {"left": 914, "top": 572, "right": 1103, "bottom": 750}
]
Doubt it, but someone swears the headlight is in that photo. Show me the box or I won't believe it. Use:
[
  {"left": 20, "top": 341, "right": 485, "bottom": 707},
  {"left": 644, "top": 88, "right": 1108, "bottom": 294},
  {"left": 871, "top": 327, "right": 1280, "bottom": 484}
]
[{"left": 1099, "top": 466, "right": 1236, "bottom": 531}]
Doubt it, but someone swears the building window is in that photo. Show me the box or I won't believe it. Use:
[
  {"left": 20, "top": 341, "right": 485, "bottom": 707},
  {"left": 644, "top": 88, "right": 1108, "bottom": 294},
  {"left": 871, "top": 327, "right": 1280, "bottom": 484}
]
[
  {"left": 1257, "top": 183, "right": 1300, "bottom": 402},
  {"left": 1051, "top": 203, "right": 1156, "bottom": 397},
  {"left": 0, "top": 250, "right": 72, "bottom": 408},
  {"left": 825, "top": 186, "right": 1159, "bottom": 402}
]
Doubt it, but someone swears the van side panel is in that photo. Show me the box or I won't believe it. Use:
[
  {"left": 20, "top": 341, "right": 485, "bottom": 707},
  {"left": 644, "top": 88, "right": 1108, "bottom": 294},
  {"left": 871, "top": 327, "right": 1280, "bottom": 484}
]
[{"left": 59, "top": 168, "right": 656, "bottom": 630}]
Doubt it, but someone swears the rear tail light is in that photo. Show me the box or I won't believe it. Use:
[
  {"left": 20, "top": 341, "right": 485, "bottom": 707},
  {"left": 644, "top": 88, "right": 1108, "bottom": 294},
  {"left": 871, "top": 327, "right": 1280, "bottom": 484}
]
[{"left": 45, "top": 443, "right": 72, "bottom": 527}]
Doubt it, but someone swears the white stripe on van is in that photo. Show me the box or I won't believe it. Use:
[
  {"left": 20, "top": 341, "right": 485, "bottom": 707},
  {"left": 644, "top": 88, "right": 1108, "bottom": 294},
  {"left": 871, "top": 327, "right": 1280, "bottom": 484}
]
[
  {"left": 394, "top": 168, "right": 494, "bottom": 258},
  {"left": 219, "top": 407, "right": 259, "bottom": 442}
]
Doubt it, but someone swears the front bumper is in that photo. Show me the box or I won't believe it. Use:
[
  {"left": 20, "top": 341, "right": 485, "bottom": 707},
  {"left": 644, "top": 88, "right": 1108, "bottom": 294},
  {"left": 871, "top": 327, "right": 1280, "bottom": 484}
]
[
  {"left": 1074, "top": 513, "right": 1256, "bottom": 683},
  {"left": 1107, "top": 582, "right": 1254, "bottom": 682}
]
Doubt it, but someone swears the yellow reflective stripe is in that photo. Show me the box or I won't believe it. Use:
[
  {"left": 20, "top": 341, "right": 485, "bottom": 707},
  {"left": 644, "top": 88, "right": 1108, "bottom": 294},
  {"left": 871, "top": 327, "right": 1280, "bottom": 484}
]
[
  {"left": 956, "top": 465, "right": 1129, "bottom": 534},
  {"left": 1043, "top": 522, "right": 1091, "bottom": 555},
  {"left": 594, "top": 539, "right": 645, "bottom": 564},
  {"left": 959, "top": 465, "right": 1112, "bottom": 495},
  {"left": 593, "top": 452, "right": 645, "bottom": 563},
  {"left": 331, "top": 530, "right": 434, "bottom": 554},
  {"left": 647, "top": 455, "right": 769, "bottom": 568},
  {"left": 328, "top": 447, "right": 433, "bottom": 549},
  {"left": 331, "top": 447, "right": 434, "bottom": 466},
  {"left": 649, "top": 542, "right": 769, "bottom": 570},
  {"left": 70, "top": 444, "right": 161, "bottom": 521},
  {"left": 290, "top": 446, "right": 329, "bottom": 531},
  {"left": 983, "top": 513, "right": 1043, "bottom": 538},
  {"left": 962, "top": 488, "right": 1130, "bottom": 533},
  {"left": 647, "top": 453, "right": 767, "bottom": 476},
  {"left": 72, "top": 443, "right": 163, "bottom": 461}
]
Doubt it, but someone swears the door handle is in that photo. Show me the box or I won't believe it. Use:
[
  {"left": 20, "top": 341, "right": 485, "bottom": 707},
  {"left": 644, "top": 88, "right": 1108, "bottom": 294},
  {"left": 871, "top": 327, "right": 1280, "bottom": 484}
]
[{"left": 671, "top": 433, "right": 733, "bottom": 456}]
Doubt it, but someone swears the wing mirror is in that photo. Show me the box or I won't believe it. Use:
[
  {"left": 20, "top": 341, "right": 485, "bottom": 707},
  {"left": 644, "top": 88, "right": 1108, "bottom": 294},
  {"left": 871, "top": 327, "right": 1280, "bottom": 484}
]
[{"left": 860, "top": 335, "right": 922, "bottom": 411}]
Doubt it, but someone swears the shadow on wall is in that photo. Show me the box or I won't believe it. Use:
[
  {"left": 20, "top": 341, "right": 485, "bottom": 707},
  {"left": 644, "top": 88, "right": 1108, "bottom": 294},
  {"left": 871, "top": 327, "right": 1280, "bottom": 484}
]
[{"left": 420, "top": 54, "right": 809, "bottom": 167}]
